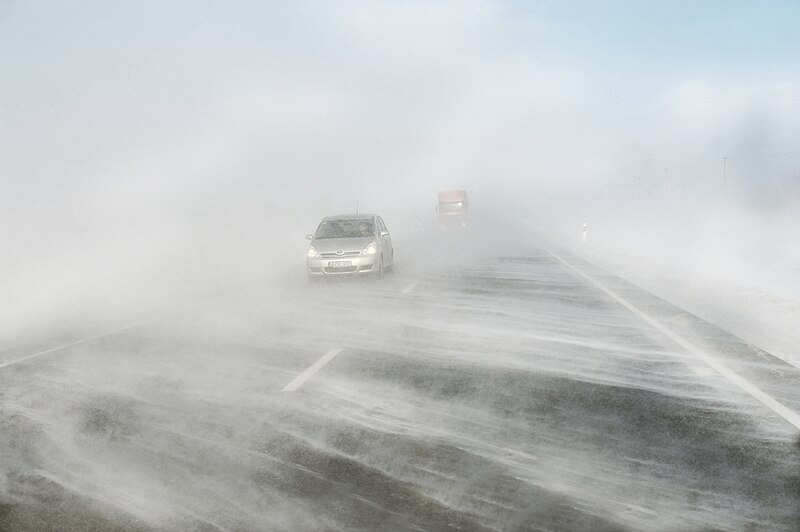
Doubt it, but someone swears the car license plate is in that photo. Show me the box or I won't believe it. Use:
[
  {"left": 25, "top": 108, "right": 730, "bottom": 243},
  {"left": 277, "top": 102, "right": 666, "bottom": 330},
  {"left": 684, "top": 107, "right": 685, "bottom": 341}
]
[{"left": 328, "top": 260, "right": 352, "bottom": 268}]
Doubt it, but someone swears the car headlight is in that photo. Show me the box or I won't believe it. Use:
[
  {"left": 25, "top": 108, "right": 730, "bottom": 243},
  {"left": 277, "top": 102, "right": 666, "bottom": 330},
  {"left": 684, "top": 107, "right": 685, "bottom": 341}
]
[
  {"left": 307, "top": 246, "right": 320, "bottom": 258},
  {"left": 361, "top": 242, "right": 377, "bottom": 256}
]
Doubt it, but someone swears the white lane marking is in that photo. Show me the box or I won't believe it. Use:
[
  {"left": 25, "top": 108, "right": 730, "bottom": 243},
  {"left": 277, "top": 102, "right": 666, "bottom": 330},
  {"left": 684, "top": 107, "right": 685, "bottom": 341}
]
[
  {"left": 0, "top": 311, "right": 181, "bottom": 370},
  {"left": 548, "top": 250, "right": 800, "bottom": 431},
  {"left": 282, "top": 348, "right": 344, "bottom": 392},
  {"left": 402, "top": 282, "right": 418, "bottom": 295}
]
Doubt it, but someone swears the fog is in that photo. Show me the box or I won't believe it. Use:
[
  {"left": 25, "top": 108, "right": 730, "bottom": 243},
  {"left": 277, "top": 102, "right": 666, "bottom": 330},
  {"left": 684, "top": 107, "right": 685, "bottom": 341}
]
[
  {"left": 3, "top": 2, "right": 799, "bottom": 335},
  {"left": 2, "top": 2, "right": 800, "bottom": 531}
]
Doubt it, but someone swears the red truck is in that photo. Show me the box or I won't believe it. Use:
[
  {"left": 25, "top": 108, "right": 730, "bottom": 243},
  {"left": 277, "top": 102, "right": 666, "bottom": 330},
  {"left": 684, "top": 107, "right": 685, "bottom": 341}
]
[{"left": 437, "top": 190, "right": 468, "bottom": 226}]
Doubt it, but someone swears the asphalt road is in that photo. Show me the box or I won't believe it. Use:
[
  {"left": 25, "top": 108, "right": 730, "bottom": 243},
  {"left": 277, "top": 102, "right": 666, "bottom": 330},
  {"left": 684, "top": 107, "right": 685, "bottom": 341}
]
[{"left": 2, "top": 233, "right": 800, "bottom": 531}]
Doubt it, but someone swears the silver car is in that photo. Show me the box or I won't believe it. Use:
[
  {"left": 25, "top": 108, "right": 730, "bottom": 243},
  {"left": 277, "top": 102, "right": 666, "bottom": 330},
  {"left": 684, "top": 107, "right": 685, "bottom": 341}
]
[{"left": 306, "top": 214, "right": 394, "bottom": 281}]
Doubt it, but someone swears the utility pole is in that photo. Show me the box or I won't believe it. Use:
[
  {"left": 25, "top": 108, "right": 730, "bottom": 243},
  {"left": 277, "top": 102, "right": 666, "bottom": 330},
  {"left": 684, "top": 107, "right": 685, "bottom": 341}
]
[
  {"left": 664, "top": 166, "right": 670, "bottom": 240},
  {"left": 721, "top": 156, "right": 729, "bottom": 239},
  {"left": 722, "top": 156, "right": 727, "bottom": 197}
]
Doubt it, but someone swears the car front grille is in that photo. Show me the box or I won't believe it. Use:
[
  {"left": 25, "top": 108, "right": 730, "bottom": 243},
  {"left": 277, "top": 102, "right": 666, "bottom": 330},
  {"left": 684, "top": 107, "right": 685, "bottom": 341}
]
[{"left": 323, "top": 266, "right": 358, "bottom": 274}]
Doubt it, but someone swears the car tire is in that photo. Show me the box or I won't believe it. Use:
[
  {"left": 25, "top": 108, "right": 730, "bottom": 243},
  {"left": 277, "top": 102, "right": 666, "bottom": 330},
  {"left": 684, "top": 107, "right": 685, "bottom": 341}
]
[
  {"left": 388, "top": 251, "right": 395, "bottom": 274},
  {"left": 375, "top": 256, "right": 384, "bottom": 280}
]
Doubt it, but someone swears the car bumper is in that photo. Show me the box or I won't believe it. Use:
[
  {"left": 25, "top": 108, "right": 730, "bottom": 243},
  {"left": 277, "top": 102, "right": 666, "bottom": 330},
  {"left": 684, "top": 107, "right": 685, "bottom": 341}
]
[
  {"left": 307, "top": 255, "right": 377, "bottom": 276},
  {"left": 438, "top": 214, "right": 467, "bottom": 227}
]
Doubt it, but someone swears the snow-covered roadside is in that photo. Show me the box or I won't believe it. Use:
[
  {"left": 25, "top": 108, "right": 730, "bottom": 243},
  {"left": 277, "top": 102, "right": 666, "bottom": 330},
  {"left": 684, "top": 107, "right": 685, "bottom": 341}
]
[{"left": 567, "top": 240, "right": 800, "bottom": 370}]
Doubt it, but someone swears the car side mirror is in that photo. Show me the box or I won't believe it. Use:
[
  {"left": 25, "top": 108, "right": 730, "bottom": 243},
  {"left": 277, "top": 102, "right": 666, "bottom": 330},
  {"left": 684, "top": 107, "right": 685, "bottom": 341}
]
[
  {"left": 380, "top": 231, "right": 389, "bottom": 237},
  {"left": 306, "top": 234, "right": 313, "bottom": 240}
]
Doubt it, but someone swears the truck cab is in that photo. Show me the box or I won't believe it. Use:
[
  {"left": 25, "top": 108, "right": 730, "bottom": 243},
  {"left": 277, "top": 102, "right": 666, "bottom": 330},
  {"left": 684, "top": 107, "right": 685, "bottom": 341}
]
[{"left": 437, "top": 190, "right": 468, "bottom": 227}]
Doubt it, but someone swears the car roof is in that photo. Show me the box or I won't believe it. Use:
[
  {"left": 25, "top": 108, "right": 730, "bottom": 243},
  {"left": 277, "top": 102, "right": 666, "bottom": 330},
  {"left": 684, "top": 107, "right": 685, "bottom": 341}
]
[{"left": 322, "top": 213, "right": 376, "bottom": 221}]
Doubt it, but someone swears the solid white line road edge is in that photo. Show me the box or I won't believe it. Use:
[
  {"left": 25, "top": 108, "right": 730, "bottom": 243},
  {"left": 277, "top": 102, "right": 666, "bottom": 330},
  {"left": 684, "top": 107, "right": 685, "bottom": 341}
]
[
  {"left": 282, "top": 348, "right": 344, "bottom": 392},
  {"left": 0, "top": 311, "right": 182, "bottom": 371},
  {"left": 548, "top": 250, "right": 800, "bottom": 431},
  {"left": 402, "top": 282, "right": 418, "bottom": 295}
]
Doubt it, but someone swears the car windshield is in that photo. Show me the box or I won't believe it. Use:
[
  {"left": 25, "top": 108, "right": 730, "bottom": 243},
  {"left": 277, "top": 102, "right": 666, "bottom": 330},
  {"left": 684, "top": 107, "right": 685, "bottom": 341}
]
[{"left": 315, "top": 219, "right": 374, "bottom": 239}]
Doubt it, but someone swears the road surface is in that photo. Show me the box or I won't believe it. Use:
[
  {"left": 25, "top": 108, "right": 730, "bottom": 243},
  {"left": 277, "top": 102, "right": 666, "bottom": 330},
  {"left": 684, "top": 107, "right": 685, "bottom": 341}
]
[{"left": 2, "top": 231, "right": 799, "bottom": 531}]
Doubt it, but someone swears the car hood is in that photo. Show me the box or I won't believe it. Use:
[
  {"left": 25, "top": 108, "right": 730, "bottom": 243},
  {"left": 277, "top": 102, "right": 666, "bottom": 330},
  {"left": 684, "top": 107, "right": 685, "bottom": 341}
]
[{"left": 311, "top": 236, "right": 375, "bottom": 253}]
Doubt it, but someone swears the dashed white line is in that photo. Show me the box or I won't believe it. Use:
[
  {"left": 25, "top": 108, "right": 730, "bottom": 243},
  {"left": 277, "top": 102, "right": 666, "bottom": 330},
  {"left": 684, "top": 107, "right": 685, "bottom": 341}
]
[
  {"left": 402, "top": 282, "right": 418, "bottom": 295},
  {"left": 282, "top": 348, "right": 344, "bottom": 392},
  {"left": 548, "top": 250, "right": 800, "bottom": 431}
]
